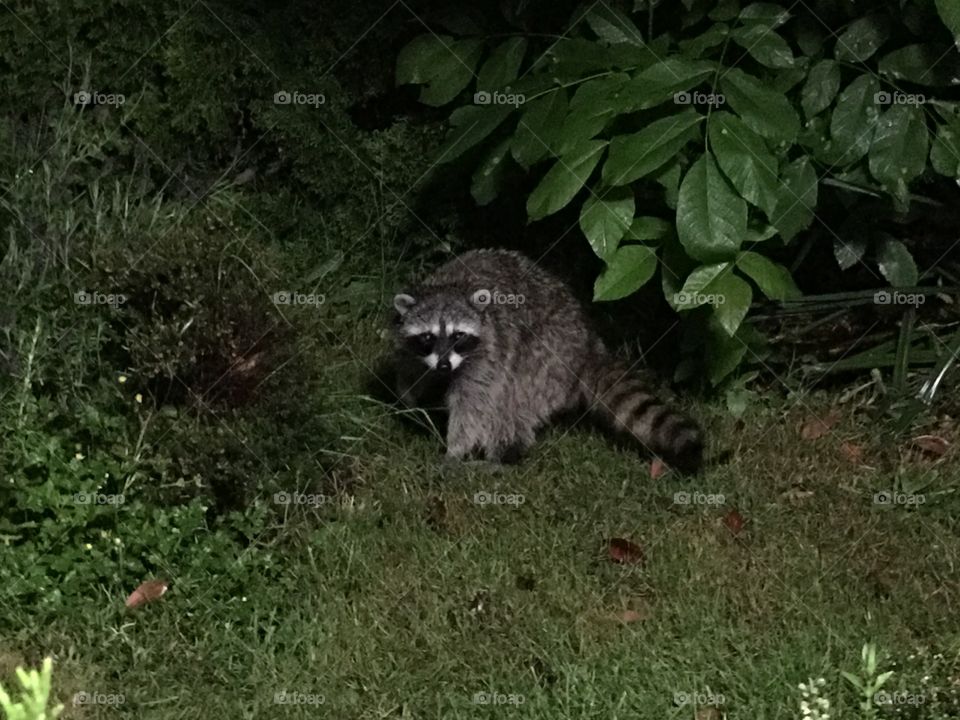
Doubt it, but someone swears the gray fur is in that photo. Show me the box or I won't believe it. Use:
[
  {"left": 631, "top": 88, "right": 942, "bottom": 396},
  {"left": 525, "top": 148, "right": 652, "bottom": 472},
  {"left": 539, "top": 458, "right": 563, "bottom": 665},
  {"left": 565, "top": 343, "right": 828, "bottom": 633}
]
[{"left": 390, "top": 249, "right": 703, "bottom": 472}]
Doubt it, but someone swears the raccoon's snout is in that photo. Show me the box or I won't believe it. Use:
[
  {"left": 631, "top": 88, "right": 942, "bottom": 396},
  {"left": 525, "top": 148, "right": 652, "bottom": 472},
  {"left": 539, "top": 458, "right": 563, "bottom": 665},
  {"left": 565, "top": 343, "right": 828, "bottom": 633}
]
[{"left": 436, "top": 356, "right": 451, "bottom": 372}]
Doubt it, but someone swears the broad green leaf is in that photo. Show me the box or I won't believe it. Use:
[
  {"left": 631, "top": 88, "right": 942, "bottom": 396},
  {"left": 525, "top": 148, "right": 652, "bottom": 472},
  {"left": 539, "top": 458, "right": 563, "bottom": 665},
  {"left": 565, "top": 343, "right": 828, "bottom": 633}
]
[
  {"left": 471, "top": 138, "right": 512, "bottom": 206},
  {"left": 830, "top": 74, "right": 882, "bottom": 165},
  {"left": 593, "top": 245, "right": 659, "bottom": 301},
  {"left": 876, "top": 236, "right": 918, "bottom": 287},
  {"left": 796, "top": 15, "right": 825, "bottom": 56},
  {"left": 679, "top": 23, "right": 730, "bottom": 57},
  {"left": 709, "top": 0, "right": 740, "bottom": 22},
  {"left": 532, "top": 39, "right": 620, "bottom": 76},
  {"left": 437, "top": 104, "right": 514, "bottom": 163},
  {"left": 736, "top": 251, "right": 800, "bottom": 300},
  {"left": 661, "top": 236, "right": 698, "bottom": 311},
  {"left": 834, "top": 15, "right": 890, "bottom": 63},
  {"left": 931, "top": 120, "right": 960, "bottom": 177},
  {"left": 935, "top": 0, "right": 960, "bottom": 47},
  {"left": 707, "top": 321, "right": 751, "bottom": 384},
  {"left": 527, "top": 139, "right": 607, "bottom": 221},
  {"left": 676, "top": 262, "right": 731, "bottom": 309},
  {"left": 879, "top": 44, "right": 960, "bottom": 87},
  {"left": 770, "top": 156, "right": 817, "bottom": 242},
  {"left": 739, "top": 3, "right": 791, "bottom": 28},
  {"left": 868, "top": 104, "right": 929, "bottom": 190},
  {"left": 802, "top": 60, "right": 841, "bottom": 119},
  {"left": 396, "top": 35, "right": 484, "bottom": 106},
  {"left": 711, "top": 272, "right": 753, "bottom": 335},
  {"left": 477, "top": 38, "right": 527, "bottom": 92},
  {"left": 746, "top": 224, "right": 778, "bottom": 243},
  {"left": 677, "top": 154, "right": 748, "bottom": 262},
  {"left": 555, "top": 109, "right": 617, "bottom": 156},
  {"left": 731, "top": 24, "right": 795, "bottom": 68},
  {"left": 618, "top": 58, "right": 716, "bottom": 112},
  {"left": 769, "top": 62, "right": 810, "bottom": 95},
  {"left": 603, "top": 110, "right": 704, "bottom": 186},
  {"left": 585, "top": 5, "right": 645, "bottom": 46},
  {"left": 720, "top": 68, "right": 800, "bottom": 142},
  {"left": 656, "top": 161, "right": 683, "bottom": 209},
  {"left": 556, "top": 73, "right": 631, "bottom": 154},
  {"left": 580, "top": 188, "right": 635, "bottom": 260},
  {"left": 708, "top": 111, "right": 780, "bottom": 218},
  {"left": 511, "top": 90, "right": 568, "bottom": 167},
  {"left": 625, "top": 216, "right": 673, "bottom": 241},
  {"left": 834, "top": 234, "right": 867, "bottom": 270}
]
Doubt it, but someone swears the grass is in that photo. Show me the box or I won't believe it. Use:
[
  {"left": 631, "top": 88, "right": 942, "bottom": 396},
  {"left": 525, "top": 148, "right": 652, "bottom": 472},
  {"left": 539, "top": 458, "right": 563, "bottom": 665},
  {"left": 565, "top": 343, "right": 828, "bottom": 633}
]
[{"left": 5, "top": 298, "right": 960, "bottom": 720}]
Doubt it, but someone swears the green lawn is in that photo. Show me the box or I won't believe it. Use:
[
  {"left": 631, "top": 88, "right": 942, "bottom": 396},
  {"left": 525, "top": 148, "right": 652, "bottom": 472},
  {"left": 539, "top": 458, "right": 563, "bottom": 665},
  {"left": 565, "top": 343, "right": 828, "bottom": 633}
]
[{"left": 4, "top": 310, "right": 960, "bottom": 720}]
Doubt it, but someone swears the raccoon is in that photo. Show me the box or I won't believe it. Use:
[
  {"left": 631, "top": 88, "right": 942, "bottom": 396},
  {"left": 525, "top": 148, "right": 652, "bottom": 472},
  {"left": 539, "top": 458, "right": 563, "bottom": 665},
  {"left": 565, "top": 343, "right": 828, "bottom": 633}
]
[{"left": 390, "top": 249, "right": 703, "bottom": 473}]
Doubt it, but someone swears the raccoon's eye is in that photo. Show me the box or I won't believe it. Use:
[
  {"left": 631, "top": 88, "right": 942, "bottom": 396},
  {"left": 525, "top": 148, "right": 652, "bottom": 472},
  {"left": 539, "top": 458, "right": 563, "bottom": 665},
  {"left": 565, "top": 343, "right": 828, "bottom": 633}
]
[
  {"left": 405, "top": 332, "right": 435, "bottom": 356},
  {"left": 449, "top": 331, "right": 465, "bottom": 342}
]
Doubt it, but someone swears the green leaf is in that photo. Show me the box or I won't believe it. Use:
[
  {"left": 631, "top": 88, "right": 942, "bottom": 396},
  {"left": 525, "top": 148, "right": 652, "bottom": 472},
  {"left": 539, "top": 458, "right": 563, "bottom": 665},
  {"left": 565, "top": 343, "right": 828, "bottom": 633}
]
[
  {"left": 555, "top": 73, "right": 631, "bottom": 154},
  {"left": 437, "top": 104, "right": 514, "bottom": 163},
  {"left": 835, "top": 15, "right": 890, "bottom": 63},
  {"left": 677, "top": 154, "right": 748, "bottom": 262},
  {"left": 707, "top": 321, "right": 751, "bottom": 385},
  {"left": 868, "top": 104, "right": 929, "bottom": 190},
  {"left": 396, "top": 35, "right": 484, "bottom": 106},
  {"left": 708, "top": 111, "right": 780, "bottom": 219},
  {"left": 709, "top": 0, "right": 740, "bottom": 22},
  {"left": 625, "top": 216, "right": 673, "bottom": 241},
  {"left": 834, "top": 235, "right": 867, "bottom": 270},
  {"left": 931, "top": 119, "right": 960, "bottom": 177},
  {"left": 477, "top": 38, "right": 527, "bottom": 92},
  {"left": 935, "top": 0, "right": 960, "bottom": 48},
  {"left": 829, "top": 74, "right": 882, "bottom": 165},
  {"left": 676, "top": 262, "right": 731, "bottom": 309},
  {"left": 801, "top": 60, "right": 841, "bottom": 119},
  {"left": 527, "top": 139, "right": 607, "bottom": 221},
  {"left": 656, "top": 161, "right": 683, "bottom": 209},
  {"left": 602, "top": 110, "right": 704, "bottom": 186},
  {"left": 739, "top": 3, "right": 791, "bottom": 28},
  {"left": 679, "top": 23, "right": 730, "bottom": 57},
  {"left": 712, "top": 272, "right": 753, "bottom": 335},
  {"left": 593, "top": 245, "right": 659, "bottom": 301},
  {"left": 618, "top": 58, "right": 716, "bottom": 112},
  {"left": 770, "top": 156, "right": 818, "bottom": 242},
  {"left": 511, "top": 90, "right": 568, "bottom": 167},
  {"left": 730, "top": 24, "right": 795, "bottom": 68},
  {"left": 879, "top": 44, "right": 960, "bottom": 87},
  {"left": 585, "top": 5, "right": 645, "bottom": 46},
  {"left": 471, "top": 138, "right": 512, "bottom": 206},
  {"left": 736, "top": 251, "right": 800, "bottom": 300},
  {"left": 720, "top": 68, "right": 800, "bottom": 142},
  {"left": 876, "top": 236, "right": 918, "bottom": 287},
  {"left": 580, "top": 188, "right": 635, "bottom": 260}
]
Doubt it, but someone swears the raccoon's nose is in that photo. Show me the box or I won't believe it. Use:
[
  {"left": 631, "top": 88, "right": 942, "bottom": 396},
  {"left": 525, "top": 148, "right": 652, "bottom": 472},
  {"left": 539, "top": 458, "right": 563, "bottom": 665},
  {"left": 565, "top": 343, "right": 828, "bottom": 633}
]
[{"left": 436, "top": 356, "right": 451, "bottom": 372}]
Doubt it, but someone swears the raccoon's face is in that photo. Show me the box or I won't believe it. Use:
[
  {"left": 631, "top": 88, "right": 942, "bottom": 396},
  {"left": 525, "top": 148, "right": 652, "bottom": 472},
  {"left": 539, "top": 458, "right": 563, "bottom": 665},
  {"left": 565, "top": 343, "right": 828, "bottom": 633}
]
[{"left": 392, "top": 290, "right": 484, "bottom": 375}]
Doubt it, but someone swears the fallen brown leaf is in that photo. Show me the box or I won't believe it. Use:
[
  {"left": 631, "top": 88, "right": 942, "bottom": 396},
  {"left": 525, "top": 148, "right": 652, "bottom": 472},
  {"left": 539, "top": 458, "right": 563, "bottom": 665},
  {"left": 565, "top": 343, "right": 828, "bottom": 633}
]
[
  {"left": 607, "top": 538, "right": 644, "bottom": 565},
  {"left": 839, "top": 441, "right": 865, "bottom": 463},
  {"left": 696, "top": 707, "right": 722, "bottom": 720},
  {"left": 125, "top": 579, "right": 169, "bottom": 608},
  {"left": 723, "top": 509, "right": 745, "bottom": 536},
  {"left": 613, "top": 609, "right": 646, "bottom": 623},
  {"left": 800, "top": 409, "right": 841, "bottom": 440},
  {"left": 912, "top": 434, "right": 949, "bottom": 457},
  {"left": 650, "top": 458, "right": 668, "bottom": 479}
]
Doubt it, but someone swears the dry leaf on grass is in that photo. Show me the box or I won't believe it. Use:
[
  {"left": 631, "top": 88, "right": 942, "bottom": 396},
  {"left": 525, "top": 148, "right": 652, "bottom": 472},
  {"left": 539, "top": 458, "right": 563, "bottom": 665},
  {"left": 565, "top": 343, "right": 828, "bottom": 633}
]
[
  {"left": 125, "top": 579, "right": 169, "bottom": 608},
  {"left": 650, "top": 458, "right": 668, "bottom": 479},
  {"left": 800, "top": 409, "right": 841, "bottom": 440},
  {"left": 607, "top": 538, "right": 644, "bottom": 565},
  {"left": 912, "top": 434, "right": 949, "bottom": 457},
  {"left": 723, "top": 509, "right": 745, "bottom": 536},
  {"left": 839, "top": 441, "right": 865, "bottom": 463}
]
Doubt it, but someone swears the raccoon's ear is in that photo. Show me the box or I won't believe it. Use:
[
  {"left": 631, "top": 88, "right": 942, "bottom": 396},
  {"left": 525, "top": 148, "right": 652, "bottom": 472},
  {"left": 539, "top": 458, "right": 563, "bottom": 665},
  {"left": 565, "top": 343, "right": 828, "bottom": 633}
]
[{"left": 393, "top": 293, "right": 417, "bottom": 315}]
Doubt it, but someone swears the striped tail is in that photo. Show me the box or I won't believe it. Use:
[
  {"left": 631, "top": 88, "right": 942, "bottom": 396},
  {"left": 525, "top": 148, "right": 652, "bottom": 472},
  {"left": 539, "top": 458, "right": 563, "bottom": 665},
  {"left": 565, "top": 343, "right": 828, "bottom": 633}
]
[{"left": 581, "top": 356, "right": 704, "bottom": 474}]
